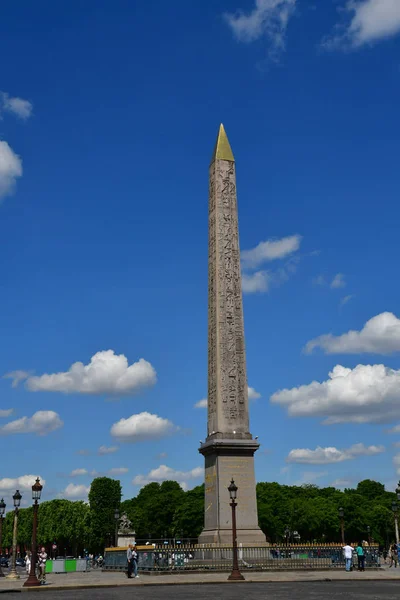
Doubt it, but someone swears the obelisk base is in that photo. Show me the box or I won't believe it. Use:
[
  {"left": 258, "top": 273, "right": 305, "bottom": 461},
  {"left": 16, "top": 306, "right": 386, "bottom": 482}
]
[{"left": 198, "top": 439, "right": 266, "bottom": 546}]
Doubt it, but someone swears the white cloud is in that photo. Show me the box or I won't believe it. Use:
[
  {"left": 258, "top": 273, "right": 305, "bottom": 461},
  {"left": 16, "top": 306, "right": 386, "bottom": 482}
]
[
  {"left": 194, "top": 398, "right": 208, "bottom": 409},
  {"left": 271, "top": 363, "right": 400, "bottom": 424},
  {"left": 0, "top": 411, "right": 63, "bottom": 436},
  {"left": 0, "top": 141, "right": 22, "bottom": 200},
  {"left": 393, "top": 454, "right": 400, "bottom": 475},
  {"left": 326, "top": 0, "right": 400, "bottom": 49},
  {"left": 62, "top": 483, "right": 90, "bottom": 499},
  {"left": 1, "top": 92, "right": 33, "bottom": 120},
  {"left": 0, "top": 475, "right": 46, "bottom": 492},
  {"left": 98, "top": 445, "right": 118, "bottom": 455},
  {"left": 0, "top": 409, "right": 13, "bottom": 418},
  {"left": 388, "top": 425, "right": 400, "bottom": 434},
  {"left": 70, "top": 468, "right": 88, "bottom": 477},
  {"left": 77, "top": 449, "right": 91, "bottom": 456},
  {"left": 287, "top": 443, "right": 384, "bottom": 464},
  {"left": 305, "top": 312, "right": 400, "bottom": 355},
  {"left": 340, "top": 294, "right": 354, "bottom": 307},
  {"left": 24, "top": 350, "right": 157, "bottom": 395},
  {"left": 133, "top": 465, "right": 203, "bottom": 490},
  {"left": 3, "top": 370, "right": 30, "bottom": 387},
  {"left": 111, "top": 412, "right": 177, "bottom": 443},
  {"left": 241, "top": 234, "right": 301, "bottom": 270},
  {"left": 224, "top": 0, "right": 297, "bottom": 59},
  {"left": 331, "top": 478, "right": 353, "bottom": 488},
  {"left": 194, "top": 386, "right": 261, "bottom": 408},
  {"left": 108, "top": 467, "right": 129, "bottom": 475},
  {"left": 294, "top": 471, "right": 328, "bottom": 485},
  {"left": 248, "top": 386, "right": 261, "bottom": 400},
  {"left": 330, "top": 273, "right": 346, "bottom": 289},
  {"left": 242, "top": 271, "right": 270, "bottom": 294}
]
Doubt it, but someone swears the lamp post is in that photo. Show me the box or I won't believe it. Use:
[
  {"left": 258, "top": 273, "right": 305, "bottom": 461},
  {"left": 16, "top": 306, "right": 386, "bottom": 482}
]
[
  {"left": 227, "top": 479, "right": 244, "bottom": 581},
  {"left": 367, "top": 525, "right": 371, "bottom": 546},
  {"left": 338, "top": 507, "right": 345, "bottom": 544},
  {"left": 0, "top": 498, "right": 5, "bottom": 578},
  {"left": 24, "top": 478, "right": 43, "bottom": 587},
  {"left": 6, "top": 490, "right": 22, "bottom": 580},
  {"left": 392, "top": 500, "right": 399, "bottom": 544},
  {"left": 114, "top": 509, "right": 120, "bottom": 548}
]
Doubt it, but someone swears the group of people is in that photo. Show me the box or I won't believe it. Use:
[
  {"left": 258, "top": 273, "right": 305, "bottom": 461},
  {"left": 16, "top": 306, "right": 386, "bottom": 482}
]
[
  {"left": 126, "top": 544, "right": 139, "bottom": 579},
  {"left": 25, "top": 547, "right": 48, "bottom": 585}
]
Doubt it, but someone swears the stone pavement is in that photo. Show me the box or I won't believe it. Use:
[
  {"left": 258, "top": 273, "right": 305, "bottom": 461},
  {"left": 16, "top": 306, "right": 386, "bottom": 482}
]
[{"left": 1, "top": 565, "right": 400, "bottom": 593}]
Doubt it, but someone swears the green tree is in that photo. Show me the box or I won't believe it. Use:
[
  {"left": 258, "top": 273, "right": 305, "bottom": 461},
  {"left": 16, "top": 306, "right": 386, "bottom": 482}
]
[{"left": 88, "top": 477, "right": 121, "bottom": 552}]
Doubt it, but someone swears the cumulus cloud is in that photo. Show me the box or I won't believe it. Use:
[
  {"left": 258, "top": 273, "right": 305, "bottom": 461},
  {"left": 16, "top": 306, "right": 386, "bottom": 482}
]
[
  {"left": 98, "top": 445, "right": 118, "bottom": 455},
  {"left": 0, "top": 409, "right": 13, "bottom": 418},
  {"left": 287, "top": 443, "right": 384, "bottom": 464},
  {"left": 325, "top": 0, "right": 400, "bottom": 49},
  {"left": 70, "top": 468, "right": 88, "bottom": 477},
  {"left": 0, "top": 411, "right": 63, "bottom": 436},
  {"left": 242, "top": 271, "right": 270, "bottom": 294},
  {"left": 133, "top": 465, "right": 203, "bottom": 490},
  {"left": 62, "top": 483, "right": 90, "bottom": 499},
  {"left": 224, "top": 0, "right": 297, "bottom": 59},
  {"left": 108, "top": 467, "right": 129, "bottom": 475},
  {"left": 241, "top": 234, "right": 301, "bottom": 270},
  {"left": 22, "top": 350, "right": 156, "bottom": 395},
  {"left": 0, "top": 141, "right": 22, "bottom": 200},
  {"left": 3, "top": 370, "right": 30, "bottom": 388},
  {"left": 331, "top": 478, "right": 353, "bottom": 488},
  {"left": 111, "top": 412, "right": 177, "bottom": 443},
  {"left": 0, "top": 475, "right": 46, "bottom": 491},
  {"left": 194, "top": 386, "right": 261, "bottom": 408},
  {"left": 393, "top": 454, "right": 400, "bottom": 475},
  {"left": 241, "top": 235, "right": 301, "bottom": 295},
  {"left": 305, "top": 312, "right": 400, "bottom": 355},
  {"left": 271, "top": 363, "right": 400, "bottom": 424},
  {"left": 340, "top": 295, "right": 354, "bottom": 307},
  {"left": 1, "top": 92, "right": 33, "bottom": 120},
  {"left": 330, "top": 273, "right": 346, "bottom": 289}
]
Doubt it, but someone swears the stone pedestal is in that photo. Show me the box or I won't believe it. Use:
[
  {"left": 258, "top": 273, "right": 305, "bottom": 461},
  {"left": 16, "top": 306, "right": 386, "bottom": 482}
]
[
  {"left": 198, "top": 439, "right": 265, "bottom": 545},
  {"left": 116, "top": 533, "right": 136, "bottom": 548}
]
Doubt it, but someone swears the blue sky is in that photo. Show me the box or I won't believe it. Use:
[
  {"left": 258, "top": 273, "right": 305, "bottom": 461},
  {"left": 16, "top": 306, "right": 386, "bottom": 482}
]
[{"left": 1, "top": 0, "right": 400, "bottom": 506}]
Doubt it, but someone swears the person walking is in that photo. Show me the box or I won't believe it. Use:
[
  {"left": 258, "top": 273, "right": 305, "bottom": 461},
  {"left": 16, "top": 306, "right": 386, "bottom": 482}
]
[
  {"left": 132, "top": 545, "right": 139, "bottom": 578},
  {"left": 389, "top": 543, "right": 398, "bottom": 568},
  {"left": 25, "top": 551, "right": 31, "bottom": 575},
  {"left": 38, "top": 547, "right": 48, "bottom": 585},
  {"left": 342, "top": 543, "right": 354, "bottom": 572},
  {"left": 356, "top": 542, "right": 365, "bottom": 571},
  {"left": 126, "top": 544, "right": 133, "bottom": 578}
]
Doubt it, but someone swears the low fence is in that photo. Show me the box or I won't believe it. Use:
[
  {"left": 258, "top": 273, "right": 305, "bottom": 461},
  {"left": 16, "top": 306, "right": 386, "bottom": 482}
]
[{"left": 103, "top": 544, "right": 381, "bottom": 573}]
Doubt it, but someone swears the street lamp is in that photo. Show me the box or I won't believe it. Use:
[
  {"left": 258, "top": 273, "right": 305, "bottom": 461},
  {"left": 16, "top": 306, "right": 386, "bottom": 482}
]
[
  {"left": 338, "top": 507, "right": 345, "bottom": 544},
  {"left": 6, "top": 490, "right": 22, "bottom": 580},
  {"left": 367, "top": 525, "right": 371, "bottom": 546},
  {"left": 24, "top": 478, "right": 43, "bottom": 587},
  {"left": 0, "top": 498, "right": 5, "bottom": 578},
  {"left": 114, "top": 509, "right": 120, "bottom": 548},
  {"left": 392, "top": 500, "right": 399, "bottom": 544},
  {"left": 227, "top": 479, "right": 244, "bottom": 581}
]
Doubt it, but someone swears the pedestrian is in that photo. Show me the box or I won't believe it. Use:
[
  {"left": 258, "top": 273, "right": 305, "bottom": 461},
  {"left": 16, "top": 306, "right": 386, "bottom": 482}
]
[
  {"left": 389, "top": 543, "right": 398, "bottom": 568},
  {"left": 383, "top": 548, "right": 388, "bottom": 564},
  {"left": 38, "top": 547, "right": 48, "bottom": 585},
  {"left": 132, "top": 544, "right": 139, "bottom": 578},
  {"left": 342, "top": 543, "right": 354, "bottom": 572},
  {"left": 25, "top": 551, "right": 31, "bottom": 574},
  {"left": 356, "top": 541, "right": 365, "bottom": 571},
  {"left": 126, "top": 544, "right": 133, "bottom": 578}
]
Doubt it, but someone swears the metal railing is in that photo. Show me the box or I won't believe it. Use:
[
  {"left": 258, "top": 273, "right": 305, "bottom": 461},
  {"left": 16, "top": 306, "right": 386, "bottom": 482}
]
[{"left": 103, "top": 543, "right": 381, "bottom": 572}]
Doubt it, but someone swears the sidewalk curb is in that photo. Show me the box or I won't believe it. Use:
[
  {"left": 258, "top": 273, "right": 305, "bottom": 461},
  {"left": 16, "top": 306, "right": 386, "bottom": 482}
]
[{"left": 10, "top": 576, "right": 400, "bottom": 592}]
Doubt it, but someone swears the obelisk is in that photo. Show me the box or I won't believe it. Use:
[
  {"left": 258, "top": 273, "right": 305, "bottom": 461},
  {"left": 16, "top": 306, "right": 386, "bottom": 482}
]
[{"left": 198, "top": 125, "right": 265, "bottom": 545}]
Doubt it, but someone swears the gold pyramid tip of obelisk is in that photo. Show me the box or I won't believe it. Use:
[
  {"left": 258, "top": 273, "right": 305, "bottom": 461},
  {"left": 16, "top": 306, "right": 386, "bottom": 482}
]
[{"left": 211, "top": 123, "right": 235, "bottom": 163}]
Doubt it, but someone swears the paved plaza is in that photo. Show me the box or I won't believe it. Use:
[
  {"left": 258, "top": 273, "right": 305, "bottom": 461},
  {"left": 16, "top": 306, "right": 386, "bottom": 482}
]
[{"left": 0, "top": 582, "right": 400, "bottom": 599}]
